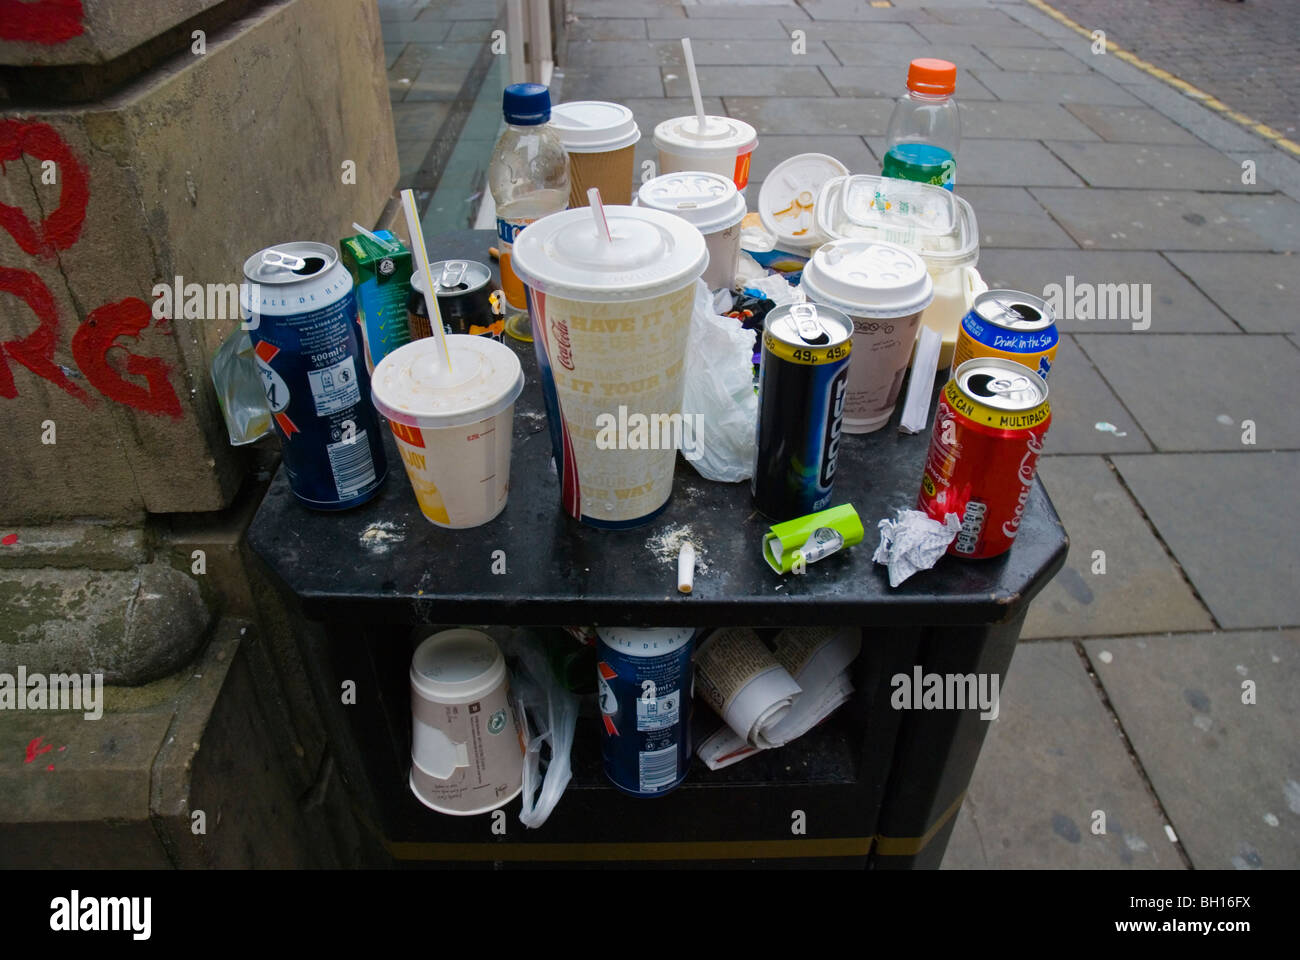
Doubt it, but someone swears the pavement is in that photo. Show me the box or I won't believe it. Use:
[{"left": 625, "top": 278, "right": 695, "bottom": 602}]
[{"left": 379, "top": 0, "right": 1300, "bottom": 869}]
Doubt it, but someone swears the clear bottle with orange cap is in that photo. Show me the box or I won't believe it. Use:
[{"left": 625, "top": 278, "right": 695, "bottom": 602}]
[{"left": 882, "top": 58, "right": 960, "bottom": 192}]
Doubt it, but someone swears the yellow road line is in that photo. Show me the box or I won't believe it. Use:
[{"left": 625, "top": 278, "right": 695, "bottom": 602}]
[{"left": 1024, "top": 0, "right": 1300, "bottom": 157}]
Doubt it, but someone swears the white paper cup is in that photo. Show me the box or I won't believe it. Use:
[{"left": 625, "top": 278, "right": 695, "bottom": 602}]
[
  {"left": 802, "top": 240, "right": 935, "bottom": 434},
  {"left": 637, "top": 171, "right": 746, "bottom": 291},
  {"left": 510, "top": 205, "right": 708, "bottom": 527},
  {"left": 653, "top": 115, "right": 758, "bottom": 192},
  {"left": 410, "top": 629, "right": 524, "bottom": 816},
  {"left": 371, "top": 335, "right": 524, "bottom": 528}
]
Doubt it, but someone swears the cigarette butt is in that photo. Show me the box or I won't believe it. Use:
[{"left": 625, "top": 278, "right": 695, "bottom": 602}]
[
  {"left": 677, "top": 542, "right": 696, "bottom": 594},
  {"left": 488, "top": 246, "right": 501, "bottom": 261}
]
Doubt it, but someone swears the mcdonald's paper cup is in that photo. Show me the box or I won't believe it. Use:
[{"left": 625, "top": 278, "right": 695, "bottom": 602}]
[
  {"left": 551, "top": 100, "right": 641, "bottom": 207},
  {"left": 509, "top": 205, "right": 708, "bottom": 527},
  {"left": 371, "top": 335, "right": 524, "bottom": 528},
  {"left": 410, "top": 629, "right": 525, "bottom": 816},
  {"left": 653, "top": 115, "right": 757, "bottom": 192}
]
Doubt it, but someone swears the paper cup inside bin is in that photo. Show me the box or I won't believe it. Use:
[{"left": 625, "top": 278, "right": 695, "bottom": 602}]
[
  {"left": 371, "top": 335, "right": 524, "bottom": 528},
  {"left": 510, "top": 205, "right": 708, "bottom": 528},
  {"left": 409, "top": 629, "right": 524, "bottom": 816},
  {"left": 637, "top": 171, "right": 746, "bottom": 292},
  {"left": 551, "top": 101, "right": 641, "bottom": 207}
]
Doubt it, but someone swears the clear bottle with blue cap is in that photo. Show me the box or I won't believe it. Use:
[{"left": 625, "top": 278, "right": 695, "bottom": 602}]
[{"left": 489, "top": 83, "right": 570, "bottom": 323}]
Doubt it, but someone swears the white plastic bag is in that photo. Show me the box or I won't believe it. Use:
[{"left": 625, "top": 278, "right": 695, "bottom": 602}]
[
  {"left": 500, "top": 630, "right": 578, "bottom": 829},
  {"left": 681, "top": 280, "right": 758, "bottom": 482}
]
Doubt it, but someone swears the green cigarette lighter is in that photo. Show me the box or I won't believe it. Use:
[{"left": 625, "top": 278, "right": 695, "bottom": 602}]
[{"left": 762, "top": 503, "right": 864, "bottom": 574}]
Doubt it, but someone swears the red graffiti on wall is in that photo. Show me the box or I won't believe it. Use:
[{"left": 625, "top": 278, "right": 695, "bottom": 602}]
[
  {"left": 1, "top": 120, "right": 180, "bottom": 417},
  {"left": 0, "top": 0, "right": 85, "bottom": 45},
  {"left": 0, "top": 121, "right": 90, "bottom": 258}
]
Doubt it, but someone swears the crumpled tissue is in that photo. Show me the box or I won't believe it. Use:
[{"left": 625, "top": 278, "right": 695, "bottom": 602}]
[{"left": 873, "top": 509, "right": 962, "bottom": 587}]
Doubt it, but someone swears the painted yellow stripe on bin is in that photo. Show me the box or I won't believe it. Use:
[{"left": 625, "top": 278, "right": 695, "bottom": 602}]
[
  {"left": 1025, "top": 0, "right": 1300, "bottom": 157},
  {"left": 384, "top": 836, "right": 873, "bottom": 862},
  {"left": 873, "top": 791, "right": 967, "bottom": 857}
]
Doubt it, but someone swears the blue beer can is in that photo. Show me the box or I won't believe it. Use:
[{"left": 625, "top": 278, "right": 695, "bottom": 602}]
[
  {"left": 242, "top": 241, "right": 388, "bottom": 510},
  {"left": 596, "top": 627, "right": 695, "bottom": 797}
]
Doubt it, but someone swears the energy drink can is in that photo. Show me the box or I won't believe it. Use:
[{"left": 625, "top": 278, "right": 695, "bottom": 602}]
[
  {"left": 242, "top": 241, "right": 388, "bottom": 510},
  {"left": 917, "top": 357, "right": 1051, "bottom": 559},
  {"left": 408, "top": 260, "right": 504, "bottom": 341},
  {"left": 596, "top": 627, "right": 695, "bottom": 797},
  {"left": 951, "top": 289, "right": 1058, "bottom": 381},
  {"left": 751, "top": 302, "right": 853, "bottom": 521}
]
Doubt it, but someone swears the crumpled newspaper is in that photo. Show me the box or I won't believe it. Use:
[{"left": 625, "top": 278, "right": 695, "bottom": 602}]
[{"left": 872, "top": 509, "right": 961, "bottom": 587}]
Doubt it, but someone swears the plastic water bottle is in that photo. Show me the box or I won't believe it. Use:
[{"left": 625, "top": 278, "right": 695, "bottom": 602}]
[
  {"left": 489, "top": 83, "right": 570, "bottom": 312},
  {"left": 881, "top": 59, "right": 960, "bottom": 191}
]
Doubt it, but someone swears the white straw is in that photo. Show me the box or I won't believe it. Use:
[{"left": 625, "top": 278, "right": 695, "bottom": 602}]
[
  {"left": 352, "top": 222, "right": 398, "bottom": 252},
  {"left": 588, "top": 187, "right": 613, "bottom": 243},
  {"left": 400, "top": 189, "right": 452, "bottom": 373},
  {"left": 681, "top": 38, "right": 706, "bottom": 133}
]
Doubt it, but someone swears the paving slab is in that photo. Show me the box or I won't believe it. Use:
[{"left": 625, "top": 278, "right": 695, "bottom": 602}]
[
  {"left": 570, "top": 18, "right": 649, "bottom": 41},
  {"left": 724, "top": 96, "right": 894, "bottom": 135},
  {"left": 795, "top": 0, "right": 937, "bottom": 20},
  {"left": 824, "top": 41, "right": 994, "bottom": 71},
  {"left": 391, "top": 101, "right": 452, "bottom": 141},
  {"left": 564, "top": 39, "right": 681, "bottom": 66},
  {"left": 567, "top": 38, "right": 838, "bottom": 67},
  {"left": 1022, "top": 457, "right": 1213, "bottom": 640},
  {"left": 745, "top": 135, "right": 874, "bottom": 182},
  {"left": 1030, "top": 188, "right": 1281, "bottom": 251},
  {"left": 782, "top": 22, "right": 932, "bottom": 44},
  {"left": 1062, "top": 104, "right": 1201, "bottom": 146},
  {"left": 407, "top": 65, "right": 476, "bottom": 101},
  {"left": 927, "top": 7, "right": 1024, "bottom": 27},
  {"left": 959, "top": 100, "right": 1101, "bottom": 140},
  {"left": 380, "top": 18, "right": 453, "bottom": 42},
  {"left": 663, "top": 65, "right": 835, "bottom": 97},
  {"left": 571, "top": 0, "right": 684, "bottom": 18},
  {"left": 385, "top": 42, "right": 405, "bottom": 68},
  {"left": 646, "top": 18, "right": 790, "bottom": 39},
  {"left": 825, "top": 66, "right": 995, "bottom": 100},
  {"left": 977, "top": 46, "right": 1092, "bottom": 74},
  {"left": 1083, "top": 630, "right": 1300, "bottom": 869},
  {"left": 1113, "top": 452, "right": 1300, "bottom": 629},
  {"left": 957, "top": 186, "right": 1078, "bottom": 248},
  {"left": 557, "top": 66, "right": 665, "bottom": 100},
  {"left": 1219, "top": 194, "right": 1300, "bottom": 252},
  {"left": 868, "top": 137, "right": 1082, "bottom": 186},
  {"left": 1165, "top": 253, "right": 1299, "bottom": 335},
  {"left": 445, "top": 20, "right": 495, "bottom": 41},
  {"left": 977, "top": 249, "right": 1236, "bottom": 334},
  {"left": 1126, "top": 82, "right": 1275, "bottom": 155},
  {"left": 1033, "top": 336, "right": 1151, "bottom": 456},
  {"left": 414, "top": 0, "right": 499, "bottom": 19},
  {"left": 685, "top": 2, "right": 807, "bottom": 19},
  {"left": 1076, "top": 334, "right": 1300, "bottom": 451},
  {"left": 1227, "top": 150, "right": 1300, "bottom": 205},
  {"left": 972, "top": 71, "right": 1144, "bottom": 106},
  {"left": 942, "top": 641, "right": 1179, "bottom": 869},
  {"left": 914, "top": 23, "right": 1059, "bottom": 48},
  {"left": 1046, "top": 141, "right": 1272, "bottom": 193}
]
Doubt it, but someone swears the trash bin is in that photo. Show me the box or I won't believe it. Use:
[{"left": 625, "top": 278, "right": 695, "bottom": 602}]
[{"left": 247, "top": 229, "right": 1068, "bottom": 869}]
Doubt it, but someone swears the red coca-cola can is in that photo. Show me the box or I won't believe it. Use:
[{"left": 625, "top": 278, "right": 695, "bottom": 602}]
[{"left": 917, "top": 358, "right": 1051, "bottom": 559}]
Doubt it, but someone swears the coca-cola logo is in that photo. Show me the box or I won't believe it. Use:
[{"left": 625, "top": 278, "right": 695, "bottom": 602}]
[
  {"left": 1001, "top": 431, "right": 1045, "bottom": 538},
  {"left": 554, "top": 318, "right": 575, "bottom": 371}
]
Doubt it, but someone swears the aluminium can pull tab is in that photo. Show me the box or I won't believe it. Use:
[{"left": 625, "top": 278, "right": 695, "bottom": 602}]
[
  {"left": 440, "top": 260, "right": 469, "bottom": 290},
  {"left": 261, "top": 248, "right": 307, "bottom": 272},
  {"left": 789, "top": 303, "right": 829, "bottom": 346}
]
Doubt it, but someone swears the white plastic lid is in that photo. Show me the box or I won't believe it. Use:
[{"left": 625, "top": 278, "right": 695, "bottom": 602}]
[
  {"left": 653, "top": 115, "right": 758, "bottom": 159},
  {"left": 550, "top": 101, "right": 641, "bottom": 153},
  {"left": 510, "top": 205, "right": 708, "bottom": 302},
  {"left": 815, "top": 174, "right": 979, "bottom": 269},
  {"left": 637, "top": 171, "right": 747, "bottom": 235},
  {"left": 802, "top": 239, "right": 935, "bottom": 319},
  {"left": 758, "top": 153, "right": 849, "bottom": 250},
  {"left": 410, "top": 629, "right": 505, "bottom": 703},
  {"left": 371, "top": 334, "right": 524, "bottom": 429}
]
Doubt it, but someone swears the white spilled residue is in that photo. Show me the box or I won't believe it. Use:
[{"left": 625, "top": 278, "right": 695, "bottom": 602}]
[
  {"left": 1263, "top": 813, "right": 1280, "bottom": 828},
  {"left": 645, "top": 524, "right": 708, "bottom": 575},
  {"left": 1236, "top": 664, "right": 1249, "bottom": 676},
  {"left": 1216, "top": 413, "right": 1234, "bottom": 425},
  {"left": 1284, "top": 779, "right": 1300, "bottom": 815},
  {"left": 359, "top": 521, "right": 406, "bottom": 556},
  {"left": 1094, "top": 421, "right": 1127, "bottom": 437},
  {"left": 1098, "top": 650, "right": 1113, "bottom": 664},
  {"left": 1124, "top": 834, "right": 1149, "bottom": 853},
  {"left": 1192, "top": 713, "right": 1213, "bottom": 732}
]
